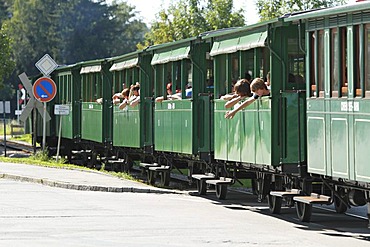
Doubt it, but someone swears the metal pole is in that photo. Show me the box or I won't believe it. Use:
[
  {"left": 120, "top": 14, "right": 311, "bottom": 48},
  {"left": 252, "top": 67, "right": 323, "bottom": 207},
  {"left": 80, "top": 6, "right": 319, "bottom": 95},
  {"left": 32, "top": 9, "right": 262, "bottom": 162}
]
[
  {"left": 16, "top": 90, "right": 20, "bottom": 124},
  {"left": 3, "top": 100, "right": 6, "bottom": 157},
  {"left": 56, "top": 115, "right": 62, "bottom": 162},
  {"left": 42, "top": 102, "right": 46, "bottom": 152},
  {"left": 33, "top": 102, "right": 36, "bottom": 155}
]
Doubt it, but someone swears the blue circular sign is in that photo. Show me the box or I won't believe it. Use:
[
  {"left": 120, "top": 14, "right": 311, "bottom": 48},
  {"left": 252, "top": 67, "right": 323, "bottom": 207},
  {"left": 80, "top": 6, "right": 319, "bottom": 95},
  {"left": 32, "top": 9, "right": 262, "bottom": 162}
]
[{"left": 33, "top": 77, "right": 57, "bottom": 103}]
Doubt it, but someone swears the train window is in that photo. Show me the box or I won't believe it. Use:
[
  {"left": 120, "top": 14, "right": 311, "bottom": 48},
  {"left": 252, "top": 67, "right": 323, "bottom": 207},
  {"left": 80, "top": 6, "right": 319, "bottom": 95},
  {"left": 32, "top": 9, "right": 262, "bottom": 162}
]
[
  {"left": 340, "top": 27, "right": 348, "bottom": 97},
  {"left": 331, "top": 29, "right": 339, "bottom": 97},
  {"left": 309, "top": 31, "right": 316, "bottom": 97},
  {"left": 366, "top": 24, "right": 370, "bottom": 96},
  {"left": 68, "top": 74, "right": 72, "bottom": 103},
  {"left": 318, "top": 30, "right": 325, "bottom": 97},
  {"left": 354, "top": 25, "right": 362, "bottom": 97},
  {"left": 231, "top": 53, "right": 239, "bottom": 82}
]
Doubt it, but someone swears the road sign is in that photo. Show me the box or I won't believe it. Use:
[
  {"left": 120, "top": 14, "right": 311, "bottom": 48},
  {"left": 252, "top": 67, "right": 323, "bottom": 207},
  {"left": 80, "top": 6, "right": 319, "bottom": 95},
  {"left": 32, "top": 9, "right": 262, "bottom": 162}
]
[
  {"left": 35, "top": 54, "right": 58, "bottom": 76},
  {"left": 54, "top": 105, "right": 70, "bottom": 115},
  {"left": 33, "top": 77, "right": 57, "bottom": 103},
  {"left": 0, "top": 101, "right": 10, "bottom": 114},
  {"left": 18, "top": 73, "right": 51, "bottom": 122}
]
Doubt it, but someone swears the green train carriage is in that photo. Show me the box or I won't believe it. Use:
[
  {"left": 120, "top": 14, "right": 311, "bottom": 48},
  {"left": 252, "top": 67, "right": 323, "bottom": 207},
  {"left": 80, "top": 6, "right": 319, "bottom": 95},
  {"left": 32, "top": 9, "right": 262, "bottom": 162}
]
[
  {"left": 109, "top": 50, "right": 154, "bottom": 164},
  {"left": 286, "top": 1, "right": 370, "bottom": 223},
  {"left": 147, "top": 37, "right": 214, "bottom": 172},
  {"left": 79, "top": 59, "right": 113, "bottom": 158},
  {"left": 50, "top": 63, "right": 82, "bottom": 156},
  {"left": 197, "top": 19, "right": 307, "bottom": 201}
]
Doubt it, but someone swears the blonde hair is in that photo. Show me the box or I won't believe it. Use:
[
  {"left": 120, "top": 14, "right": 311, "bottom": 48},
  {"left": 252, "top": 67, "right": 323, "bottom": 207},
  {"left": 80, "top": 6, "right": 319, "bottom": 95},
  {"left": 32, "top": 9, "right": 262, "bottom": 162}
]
[{"left": 250, "top": 78, "right": 267, "bottom": 92}]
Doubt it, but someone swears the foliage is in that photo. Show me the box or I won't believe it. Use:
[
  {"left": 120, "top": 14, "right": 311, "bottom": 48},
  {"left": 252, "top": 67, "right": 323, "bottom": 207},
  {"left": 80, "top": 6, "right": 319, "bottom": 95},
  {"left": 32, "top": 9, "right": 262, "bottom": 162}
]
[
  {"left": 4, "top": 0, "right": 148, "bottom": 76},
  {"left": 138, "top": 0, "right": 245, "bottom": 48},
  {"left": 0, "top": 23, "right": 15, "bottom": 90},
  {"left": 11, "top": 134, "right": 32, "bottom": 143},
  {"left": 256, "top": 0, "right": 348, "bottom": 21}
]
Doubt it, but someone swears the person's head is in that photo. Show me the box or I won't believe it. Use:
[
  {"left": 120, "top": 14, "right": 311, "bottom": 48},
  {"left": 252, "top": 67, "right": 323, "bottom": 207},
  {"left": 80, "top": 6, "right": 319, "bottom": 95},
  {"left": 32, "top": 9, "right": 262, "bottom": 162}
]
[
  {"left": 234, "top": 79, "right": 251, "bottom": 97},
  {"left": 166, "top": 82, "right": 173, "bottom": 95},
  {"left": 18, "top": 84, "right": 23, "bottom": 90},
  {"left": 250, "top": 78, "right": 268, "bottom": 96},
  {"left": 132, "top": 84, "right": 140, "bottom": 96},
  {"left": 121, "top": 88, "right": 130, "bottom": 99}
]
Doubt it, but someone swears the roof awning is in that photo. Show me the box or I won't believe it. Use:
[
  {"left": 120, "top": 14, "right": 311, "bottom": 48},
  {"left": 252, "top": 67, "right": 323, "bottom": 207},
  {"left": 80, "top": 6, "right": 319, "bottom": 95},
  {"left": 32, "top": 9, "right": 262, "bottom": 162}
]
[
  {"left": 210, "top": 31, "right": 267, "bottom": 56},
  {"left": 109, "top": 57, "right": 138, "bottom": 71},
  {"left": 151, "top": 46, "right": 190, "bottom": 65},
  {"left": 80, "top": 65, "right": 102, "bottom": 74},
  {"left": 237, "top": 31, "right": 267, "bottom": 51},
  {"left": 209, "top": 37, "right": 240, "bottom": 56}
]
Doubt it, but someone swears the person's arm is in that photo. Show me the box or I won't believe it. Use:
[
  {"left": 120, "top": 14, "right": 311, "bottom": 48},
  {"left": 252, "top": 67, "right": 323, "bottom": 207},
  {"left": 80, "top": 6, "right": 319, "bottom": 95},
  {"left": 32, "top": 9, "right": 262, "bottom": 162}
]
[
  {"left": 220, "top": 93, "right": 237, "bottom": 101},
  {"left": 224, "top": 96, "right": 246, "bottom": 108},
  {"left": 225, "top": 96, "right": 256, "bottom": 119},
  {"left": 168, "top": 94, "right": 181, "bottom": 100},
  {"left": 155, "top": 96, "right": 165, "bottom": 102},
  {"left": 129, "top": 96, "right": 140, "bottom": 107},
  {"left": 118, "top": 99, "right": 128, "bottom": 109}
]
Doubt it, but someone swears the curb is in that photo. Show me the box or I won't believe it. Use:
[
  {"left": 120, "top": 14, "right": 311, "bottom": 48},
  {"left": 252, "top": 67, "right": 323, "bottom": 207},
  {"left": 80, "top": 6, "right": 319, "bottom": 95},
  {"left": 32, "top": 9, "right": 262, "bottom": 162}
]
[{"left": 0, "top": 173, "right": 184, "bottom": 195}]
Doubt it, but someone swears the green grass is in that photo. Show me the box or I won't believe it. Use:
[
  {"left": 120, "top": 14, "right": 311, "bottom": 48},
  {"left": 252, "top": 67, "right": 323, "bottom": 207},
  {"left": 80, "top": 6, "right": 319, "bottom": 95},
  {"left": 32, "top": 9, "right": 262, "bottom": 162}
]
[
  {"left": 10, "top": 134, "right": 33, "bottom": 144},
  {"left": 0, "top": 120, "right": 24, "bottom": 135},
  {"left": 0, "top": 151, "right": 137, "bottom": 182}
]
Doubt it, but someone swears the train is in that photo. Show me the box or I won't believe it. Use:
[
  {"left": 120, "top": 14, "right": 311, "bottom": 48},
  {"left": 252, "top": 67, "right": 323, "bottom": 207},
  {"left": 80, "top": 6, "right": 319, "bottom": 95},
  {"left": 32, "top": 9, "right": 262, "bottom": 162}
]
[{"left": 32, "top": 1, "right": 370, "bottom": 226}]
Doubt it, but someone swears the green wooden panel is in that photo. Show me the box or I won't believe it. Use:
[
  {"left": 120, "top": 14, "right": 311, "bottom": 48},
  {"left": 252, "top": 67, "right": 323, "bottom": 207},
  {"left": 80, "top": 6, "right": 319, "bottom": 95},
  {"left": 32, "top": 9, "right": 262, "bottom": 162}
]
[
  {"left": 60, "top": 104, "right": 73, "bottom": 139},
  {"left": 181, "top": 100, "right": 193, "bottom": 154},
  {"left": 280, "top": 92, "right": 306, "bottom": 165},
  {"left": 353, "top": 100, "right": 370, "bottom": 182},
  {"left": 113, "top": 106, "right": 141, "bottom": 148},
  {"left": 162, "top": 103, "right": 173, "bottom": 152},
  {"left": 113, "top": 106, "right": 123, "bottom": 146},
  {"left": 81, "top": 102, "right": 102, "bottom": 142},
  {"left": 214, "top": 100, "right": 228, "bottom": 160},
  {"left": 307, "top": 115, "right": 326, "bottom": 174},
  {"left": 255, "top": 99, "right": 272, "bottom": 165},
  {"left": 330, "top": 117, "right": 349, "bottom": 178},
  {"left": 172, "top": 101, "right": 182, "bottom": 153},
  {"left": 240, "top": 104, "right": 256, "bottom": 164},
  {"left": 154, "top": 103, "right": 164, "bottom": 151},
  {"left": 227, "top": 109, "right": 242, "bottom": 162}
]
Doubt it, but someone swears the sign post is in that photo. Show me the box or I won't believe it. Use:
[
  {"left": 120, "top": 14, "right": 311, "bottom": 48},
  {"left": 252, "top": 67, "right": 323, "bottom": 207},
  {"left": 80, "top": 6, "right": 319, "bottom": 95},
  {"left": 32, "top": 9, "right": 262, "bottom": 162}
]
[
  {"left": 33, "top": 76, "right": 57, "bottom": 151},
  {"left": 54, "top": 105, "right": 70, "bottom": 162},
  {"left": 0, "top": 101, "right": 10, "bottom": 157}
]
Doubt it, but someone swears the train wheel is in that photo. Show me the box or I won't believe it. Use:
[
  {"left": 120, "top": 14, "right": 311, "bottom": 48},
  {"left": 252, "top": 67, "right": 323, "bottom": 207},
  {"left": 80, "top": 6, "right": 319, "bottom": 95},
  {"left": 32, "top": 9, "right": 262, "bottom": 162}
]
[
  {"left": 295, "top": 201, "right": 312, "bottom": 222},
  {"left": 268, "top": 195, "right": 282, "bottom": 214},
  {"left": 160, "top": 171, "right": 170, "bottom": 187},
  {"left": 215, "top": 184, "right": 227, "bottom": 200},
  {"left": 196, "top": 180, "right": 207, "bottom": 195},
  {"left": 147, "top": 171, "right": 156, "bottom": 185},
  {"left": 334, "top": 195, "right": 348, "bottom": 213}
]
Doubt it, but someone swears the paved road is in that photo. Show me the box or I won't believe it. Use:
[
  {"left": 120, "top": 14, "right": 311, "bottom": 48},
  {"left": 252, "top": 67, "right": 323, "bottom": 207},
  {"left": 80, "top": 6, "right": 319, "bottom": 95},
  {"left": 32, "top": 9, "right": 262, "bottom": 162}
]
[{"left": 1, "top": 178, "right": 370, "bottom": 247}]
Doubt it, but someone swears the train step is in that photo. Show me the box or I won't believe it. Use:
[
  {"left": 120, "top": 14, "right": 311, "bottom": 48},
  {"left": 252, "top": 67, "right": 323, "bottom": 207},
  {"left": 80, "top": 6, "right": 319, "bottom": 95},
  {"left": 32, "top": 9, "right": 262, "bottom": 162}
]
[
  {"left": 270, "top": 189, "right": 302, "bottom": 198},
  {"left": 192, "top": 173, "right": 216, "bottom": 180},
  {"left": 105, "top": 159, "right": 125, "bottom": 164},
  {"left": 139, "top": 162, "right": 159, "bottom": 169},
  {"left": 205, "top": 177, "right": 233, "bottom": 185},
  {"left": 148, "top": 165, "right": 170, "bottom": 172},
  {"left": 71, "top": 150, "right": 92, "bottom": 154},
  {"left": 293, "top": 193, "right": 331, "bottom": 205}
]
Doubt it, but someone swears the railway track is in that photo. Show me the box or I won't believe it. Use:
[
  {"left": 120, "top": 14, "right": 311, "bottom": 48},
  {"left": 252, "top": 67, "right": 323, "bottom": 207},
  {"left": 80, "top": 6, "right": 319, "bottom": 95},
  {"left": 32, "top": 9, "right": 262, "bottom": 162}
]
[{"left": 0, "top": 139, "right": 37, "bottom": 155}]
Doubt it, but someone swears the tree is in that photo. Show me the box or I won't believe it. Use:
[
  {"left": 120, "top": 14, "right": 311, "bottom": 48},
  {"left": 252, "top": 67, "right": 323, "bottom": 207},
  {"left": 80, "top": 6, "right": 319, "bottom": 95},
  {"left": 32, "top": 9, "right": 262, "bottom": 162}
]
[
  {"left": 139, "top": 0, "right": 245, "bottom": 48},
  {"left": 5, "top": 0, "right": 148, "bottom": 75},
  {"left": 0, "top": 23, "right": 15, "bottom": 92},
  {"left": 256, "top": 0, "right": 348, "bottom": 21}
]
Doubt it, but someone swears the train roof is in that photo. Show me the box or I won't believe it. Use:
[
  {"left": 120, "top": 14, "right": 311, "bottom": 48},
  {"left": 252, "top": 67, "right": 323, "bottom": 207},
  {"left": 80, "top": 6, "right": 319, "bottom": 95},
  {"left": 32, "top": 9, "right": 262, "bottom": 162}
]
[{"left": 285, "top": 1, "right": 370, "bottom": 22}]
